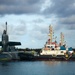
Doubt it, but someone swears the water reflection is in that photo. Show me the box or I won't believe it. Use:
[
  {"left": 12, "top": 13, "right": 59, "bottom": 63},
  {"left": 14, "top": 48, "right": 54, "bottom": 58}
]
[
  {"left": 0, "top": 61, "right": 74, "bottom": 75},
  {"left": 43, "top": 61, "right": 73, "bottom": 66},
  {"left": 44, "top": 61, "right": 61, "bottom": 66},
  {"left": 0, "top": 61, "right": 9, "bottom": 66}
]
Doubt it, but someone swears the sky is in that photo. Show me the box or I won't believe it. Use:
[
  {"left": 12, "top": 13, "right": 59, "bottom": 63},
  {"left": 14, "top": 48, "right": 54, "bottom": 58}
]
[{"left": 0, "top": 0, "right": 75, "bottom": 49}]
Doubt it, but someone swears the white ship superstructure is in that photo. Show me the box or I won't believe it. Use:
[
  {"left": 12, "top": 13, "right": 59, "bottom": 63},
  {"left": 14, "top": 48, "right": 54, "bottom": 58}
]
[{"left": 40, "top": 25, "right": 73, "bottom": 56}]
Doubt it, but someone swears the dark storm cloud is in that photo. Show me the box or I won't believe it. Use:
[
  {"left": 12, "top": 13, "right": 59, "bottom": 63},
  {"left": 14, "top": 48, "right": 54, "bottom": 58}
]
[
  {"left": 44, "top": 0, "right": 75, "bottom": 17},
  {"left": 42, "top": 0, "right": 75, "bottom": 30},
  {"left": 0, "top": 0, "right": 40, "bottom": 5},
  {"left": 57, "top": 15, "right": 75, "bottom": 30},
  {"left": 1, "top": 0, "right": 75, "bottom": 17},
  {"left": 59, "top": 15, "right": 75, "bottom": 24},
  {"left": 0, "top": 0, "right": 42, "bottom": 14},
  {"left": 0, "top": 0, "right": 75, "bottom": 30}
]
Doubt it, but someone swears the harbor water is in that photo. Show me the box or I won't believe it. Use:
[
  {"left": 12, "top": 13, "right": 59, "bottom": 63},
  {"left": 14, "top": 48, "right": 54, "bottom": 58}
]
[{"left": 0, "top": 61, "right": 75, "bottom": 75}]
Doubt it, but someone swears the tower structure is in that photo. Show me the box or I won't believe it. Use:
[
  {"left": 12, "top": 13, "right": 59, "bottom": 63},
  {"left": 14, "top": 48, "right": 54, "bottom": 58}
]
[
  {"left": 60, "top": 32, "right": 64, "bottom": 46},
  {"left": 48, "top": 25, "right": 53, "bottom": 44}
]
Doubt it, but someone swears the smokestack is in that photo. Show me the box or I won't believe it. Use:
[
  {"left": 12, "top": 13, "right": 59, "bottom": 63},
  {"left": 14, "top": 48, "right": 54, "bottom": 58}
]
[{"left": 6, "top": 22, "right": 7, "bottom": 34}]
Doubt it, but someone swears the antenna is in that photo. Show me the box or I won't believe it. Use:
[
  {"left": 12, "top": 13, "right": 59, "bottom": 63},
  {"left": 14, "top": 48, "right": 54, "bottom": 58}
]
[{"left": 5, "top": 22, "right": 7, "bottom": 34}]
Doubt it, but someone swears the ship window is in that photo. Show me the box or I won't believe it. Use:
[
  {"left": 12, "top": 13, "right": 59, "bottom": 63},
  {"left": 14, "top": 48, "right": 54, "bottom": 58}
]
[
  {"left": 61, "top": 51, "right": 63, "bottom": 53},
  {"left": 47, "top": 46, "right": 50, "bottom": 48},
  {"left": 52, "top": 48, "right": 54, "bottom": 50}
]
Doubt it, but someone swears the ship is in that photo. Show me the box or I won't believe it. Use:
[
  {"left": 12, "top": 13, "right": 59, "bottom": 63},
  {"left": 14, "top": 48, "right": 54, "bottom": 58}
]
[{"left": 38, "top": 25, "right": 73, "bottom": 60}]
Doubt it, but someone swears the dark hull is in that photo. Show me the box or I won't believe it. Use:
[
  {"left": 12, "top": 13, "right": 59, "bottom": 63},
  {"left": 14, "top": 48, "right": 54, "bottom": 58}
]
[
  {"left": 0, "top": 53, "right": 11, "bottom": 62},
  {"left": 18, "top": 53, "right": 75, "bottom": 61},
  {"left": 18, "top": 53, "right": 34, "bottom": 61},
  {"left": 34, "top": 55, "right": 75, "bottom": 61}
]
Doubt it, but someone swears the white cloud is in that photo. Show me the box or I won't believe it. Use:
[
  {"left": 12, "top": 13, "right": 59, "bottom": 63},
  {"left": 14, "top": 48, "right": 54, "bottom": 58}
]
[
  {"left": 31, "top": 40, "right": 36, "bottom": 43},
  {"left": 40, "top": 0, "right": 52, "bottom": 12}
]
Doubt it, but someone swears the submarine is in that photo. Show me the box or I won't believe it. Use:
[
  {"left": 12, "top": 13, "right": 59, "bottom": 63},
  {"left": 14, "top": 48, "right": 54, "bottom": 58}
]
[
  {"left": 0, "top": 22, "right": 21, "bottom": 61},
  {"left": 0, "top": 22, "right": 21, "bottom": 52}
]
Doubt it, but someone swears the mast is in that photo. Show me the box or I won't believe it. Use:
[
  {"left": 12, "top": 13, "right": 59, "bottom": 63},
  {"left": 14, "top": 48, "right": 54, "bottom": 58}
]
[
  {"left": 60, "top": 32, "right": 64, "bottom": 46},
  {"left": 5, "top": 22, "right": 7, "bottom": 34},
  {"left": 48, "top": 25, "right": 53, "bottom": 43}
]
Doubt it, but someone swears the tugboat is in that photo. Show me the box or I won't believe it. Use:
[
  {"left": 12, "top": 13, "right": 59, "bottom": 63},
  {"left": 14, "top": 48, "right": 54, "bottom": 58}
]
[
  {"left": 18, "top": 25, "right": 74, "bottom": 61},
  {"left": 39, "top": 25, "right": 73, "bottom": 60}
]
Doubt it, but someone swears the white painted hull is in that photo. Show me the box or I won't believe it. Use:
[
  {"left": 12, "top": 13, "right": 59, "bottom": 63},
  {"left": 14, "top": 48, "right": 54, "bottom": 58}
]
[{"left": 40, "top": 49, "right": 73, "bottom": 56}]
